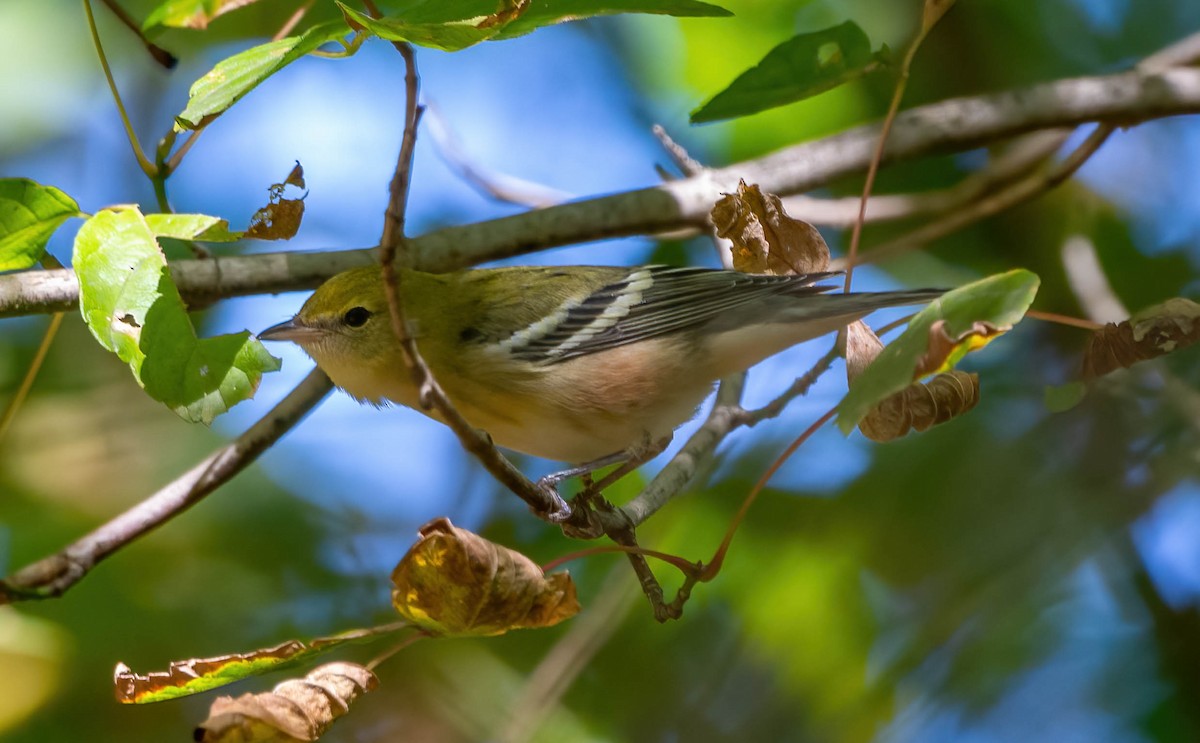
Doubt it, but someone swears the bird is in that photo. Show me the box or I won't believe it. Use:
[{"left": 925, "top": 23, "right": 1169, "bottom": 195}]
[{"left": 259, "top": 264, "right": 942, "bottom": 470}]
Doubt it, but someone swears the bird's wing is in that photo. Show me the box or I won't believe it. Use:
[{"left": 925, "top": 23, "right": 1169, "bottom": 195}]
[{"left": 503, "top": 266, "right": 838, "bottom": 364}]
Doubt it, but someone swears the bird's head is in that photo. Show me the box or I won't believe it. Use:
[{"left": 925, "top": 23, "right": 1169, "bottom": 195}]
[{"left": 258, "top": 266, "right": 403, "bottom": 402}]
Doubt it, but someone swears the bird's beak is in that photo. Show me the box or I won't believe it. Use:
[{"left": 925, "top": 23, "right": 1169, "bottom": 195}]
[{"left": 257, "top": 318, "right": 322, "bottom": 343}]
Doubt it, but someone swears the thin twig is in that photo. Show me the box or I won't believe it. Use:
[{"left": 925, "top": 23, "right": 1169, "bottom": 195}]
[
  {"left": 621, "top": 346, "right": 839, "bottom": 528},
  {"left": 0, "top": 369, "right": 333, "bottom": 603},
  {"left": 361, "top": 7, "right": 570, "bottom": 520},
  {"left": 98, "top": 0, "right": 177, "bottom": 68},
  {"left": 651, "top": 124, "right": 705, "bottom": 176},
  {"left": 0, "top": 313, "right": 63, "bottom": 447},
  {"left": 701, "top": 406, "right": 838, "bottom": 580},
  {"left": 274, "top": 0, "right": 315, "bottom": 41},
  {"left": 83, "top": 0, "right": 156, "bottom": 178},
  {"left": 1025, "top": 308, "right": 1105, "bottom": 331},
  {"left": 427, "top": 103, "right": 571, "bottom": 208},
  {"left": 783, "top": 128, "right": 1071, "bottom": 227},
  {"left": 843, "top": 123, "right": 1115, "bottom": 268},
  {"left": 843, "top": 0, "right": 953, "bottom": 292}
]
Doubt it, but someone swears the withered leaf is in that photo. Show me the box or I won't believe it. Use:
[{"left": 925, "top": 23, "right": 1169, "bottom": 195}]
[
  {"left": 246, "top": 163, "right": 307, "bottom": 240},
  {"left": 194, "top": 662, "right": 377, "bottom": 743},
  {"left": 477, "top": 0, "right": 531, "bottom": 28},
  {"left": 1082, "top": 297, "right": 1200, "bottom": 378},
  {"left": 844, "top": 320, "right": 979, "bottom": 441},
  {"left": 391, "top": 517, "right": 580, "bottom": 637},
  {"left": 115, "top": 625, "right": 403, "bottom": 704},
  {"left": 914, "top": 319, "right": 1005, "bottom": 377},
  {"left": 283, "top": 162, "right": 306, "bottom": 190},
  {"left": 843, "top": 319, "right": 884, "bottom": 381},
  {"left": 712, "top": 180, "right": 830, "bottom": 275},
  {"left": 858, "top": 370, "right": 980, "bottom": 442},
  {"left": 115, "top": 641, "right": 308, "bottom": 704}
]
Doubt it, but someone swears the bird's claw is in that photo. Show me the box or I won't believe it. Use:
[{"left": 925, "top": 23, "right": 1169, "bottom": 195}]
[{"left": 534, "top": 476, "right": 573, "bottom": 523}]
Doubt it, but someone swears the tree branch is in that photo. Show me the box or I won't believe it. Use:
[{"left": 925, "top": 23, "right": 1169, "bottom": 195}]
[
  {"left": 0, "top": 368, "right": 333, "bottom": 603},
  {"left": 3, "top": 66, "right": 1200, "bottom": 318}
]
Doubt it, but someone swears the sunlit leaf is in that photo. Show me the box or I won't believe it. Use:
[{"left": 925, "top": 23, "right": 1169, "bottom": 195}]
[
  {"left": 392, "top": 517, "right": 580, "bottom": 637},
  {"left": 713, "top": 180, "right": 830, "bottom": 275},
  {"left": 142, "top": 0, "right": 267, "bottom": 31},
  {"left": 175, "top": 20, "right": 353, "bottom": 130},
  {"left": 346, "top": 0, "right": 729, "bottom": 50},
  {"left": 195, "top": 662, "right": 377, "bottom": 743},
  {"left": 0, "top": 179, "right": 82, "bottom": 271},
  {"left": 837, "top": 269, "right": 1039, "bottom": 434},
  {"left": 494, "top": 0, "right": 732, "bottom": 40},
  {"left": 73, "top": 207, "right": 280, "bottom": 424},
  {"left": 338, "top": 2, "right": 506, "bottom": 51},
  {"left": 143, "top": 213, "right": 242, "bottom": 242},
  {"left": 692, "top": 21, "right": 876, "bottom": 123}
]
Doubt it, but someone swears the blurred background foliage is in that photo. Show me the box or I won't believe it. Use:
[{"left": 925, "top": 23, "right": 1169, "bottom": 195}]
[{"left": 2, "top": 0, "right": 1200, "bottom": 741}]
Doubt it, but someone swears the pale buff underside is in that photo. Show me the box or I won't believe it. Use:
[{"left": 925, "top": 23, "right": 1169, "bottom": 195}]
[{"left": 308, "top": 312, "right": 860, "bottom": 464}]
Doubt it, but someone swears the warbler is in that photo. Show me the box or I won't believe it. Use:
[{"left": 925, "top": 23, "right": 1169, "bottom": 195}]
[{"left": 259, "top": 265, "right": 941, "bottom": 466}]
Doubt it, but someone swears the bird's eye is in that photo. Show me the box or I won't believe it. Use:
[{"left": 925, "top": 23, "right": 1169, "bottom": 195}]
[{"left": 343, "top": 306, "right": 371, "bottom": 328}]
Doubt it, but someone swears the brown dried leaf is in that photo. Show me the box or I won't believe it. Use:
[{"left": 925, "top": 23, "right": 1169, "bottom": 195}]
[
  {"left": 915, "top": 319, "right": 1005, "bottom": 377},
  {"left": 845, "top": 320, "right": 980, "bottom": 441},
  {"left": 391, "top": 517, "right": 580, "bottom": 637},
  {"left": 283, "top": 162, "right": 306, "bottom": 190},
  {"left": 114, "top": 641, "right": 307, "bottom": 704},
  {"left": 246, "top": 163, "right": 307, "bottom": 240},
  {"left": 843, "top": 320, "right": 884, "bottom": 381},
  {"left": 712, "top": 180, "right": 830, "bottom": 275},
  {"left": 477, "top": 0, "right": 531, "bottom": 28},
  {"left": 195, "top": 662, "right": 377, "bottom": 743},
  {"left": 246, "top": 200, "right": 304, "bottom": 240},
  {"left": 1082, "top": 298, "right": 1200, "bottom": 378},
  {"left": 858, "top": 370, "right": 980, "bottom": 442}
]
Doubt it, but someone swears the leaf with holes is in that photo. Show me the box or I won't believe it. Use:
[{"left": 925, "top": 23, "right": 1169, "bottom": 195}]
[
  {"left": 0, "top": 179, "right": 82, "bottom": 271},
  {"left": 73, "top": 207, "right": 280, "bottom": 424}
]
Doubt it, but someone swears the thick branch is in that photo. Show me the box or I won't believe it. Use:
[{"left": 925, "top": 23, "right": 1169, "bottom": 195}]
[{"left": 4, "top": 66, "right": 1200, "bottom": 317}]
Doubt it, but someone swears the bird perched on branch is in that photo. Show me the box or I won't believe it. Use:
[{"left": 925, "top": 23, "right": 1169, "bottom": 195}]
[{"left": 260, "top": 264, "right": 941, "bottom": 469}]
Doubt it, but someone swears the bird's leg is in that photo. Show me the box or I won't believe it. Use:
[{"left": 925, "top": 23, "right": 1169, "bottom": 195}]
[
  {"left": 536, "top": 434, "right": 671, "bottom": 495},
  {"left": 535, "top": 434, "right": 671, "bottom": 525},
  {"left": 581, "top": 435, "right": 671, "bottom": 497}
]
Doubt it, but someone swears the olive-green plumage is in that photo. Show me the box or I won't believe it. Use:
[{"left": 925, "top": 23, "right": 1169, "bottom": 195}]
[{"left": 260, "top": 264, "right": 941, "bottom": 463}]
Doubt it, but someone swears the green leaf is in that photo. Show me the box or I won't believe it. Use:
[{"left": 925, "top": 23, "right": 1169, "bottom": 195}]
[
  {"left": 142, "top": 0, "right": 267, "bottom": 31},
  {"left": 73, "top": 208, "right": 280, "bottom": 424},
  {"left": 143, "top": 213, "right": 242, "bottom": 242},
  {"left": 0, "top": 179, "right": 82, "bottom": 271},
  {"left": 836, "top": 269, "right": 1041, "bottom": 434},
  {"left": 338, "top": 2, "right": 503, "bottom": 51},
  {"left": 691, "top": 21, "right": 876, "bottom": 124},
  {"left": 494, "top": 0, "right": 732, "bottom": 40},
  {"left": 175, "top": 20, "right": 353, "bottom": 130},
  {"left": 346, "top": 0, "right": 730, "bottom": 50}
]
